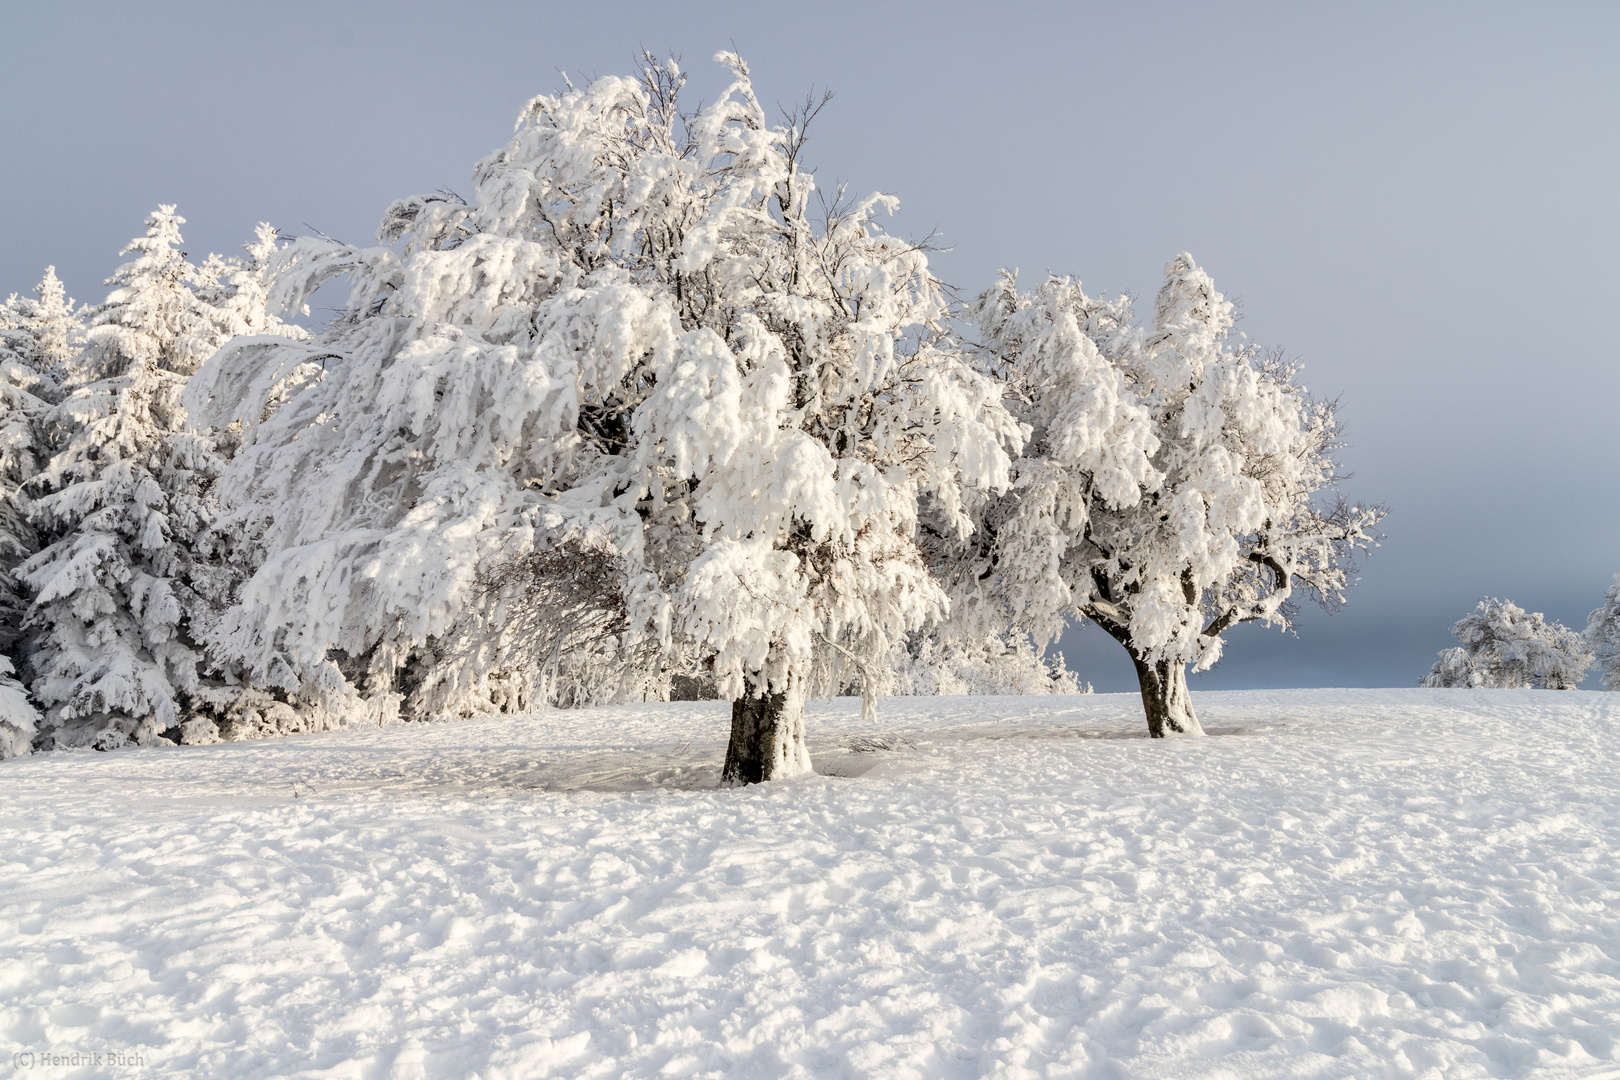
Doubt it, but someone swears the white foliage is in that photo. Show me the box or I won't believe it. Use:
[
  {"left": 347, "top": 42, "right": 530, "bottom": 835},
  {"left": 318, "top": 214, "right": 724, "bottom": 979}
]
[
  {"left": 1588, "top": 575, "right": 1620, "bottom": 691},
  {"left": 972, "top": 257, "right": 1382, "bottom": 661},
  {"left": 71, "top": 206, "right": 221, "bottom": 384},
  {"left": 193, "top": 224, "right": 311, "bottom": 346},
  {"left": 3, "top": 266, "right": 81, "bottom": 379},
  {"left": 1422, "top": 597, "right": 1593, "bottom": 690},
  {"left": 197, "top": 54, "right": 1018, "bottom": 731}
]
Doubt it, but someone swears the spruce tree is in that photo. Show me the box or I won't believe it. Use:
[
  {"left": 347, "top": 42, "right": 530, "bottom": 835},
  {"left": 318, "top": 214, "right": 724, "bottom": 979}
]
[
  {"left": 0, "top": 269, "right": 74, "bottom": 663},
  {"left": 21, "top": 207, "right": 227, "bottom": 749}
]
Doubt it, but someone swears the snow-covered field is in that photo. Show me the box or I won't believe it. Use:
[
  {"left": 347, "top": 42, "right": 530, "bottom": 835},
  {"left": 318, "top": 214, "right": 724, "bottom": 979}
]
[{"left": 2, "top": 689, "right": 1618, "bottom": 1080}]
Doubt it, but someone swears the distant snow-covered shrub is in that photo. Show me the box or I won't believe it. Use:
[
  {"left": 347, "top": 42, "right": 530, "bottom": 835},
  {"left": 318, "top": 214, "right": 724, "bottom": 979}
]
[{"left": 1422, "top": 597, "right": 1592, "bottom": 690}]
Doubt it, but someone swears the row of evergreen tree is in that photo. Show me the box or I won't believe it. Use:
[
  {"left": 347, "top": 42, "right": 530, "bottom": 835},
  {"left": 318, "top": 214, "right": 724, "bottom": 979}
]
[{"left": 0, "top": 209, "right": 308, "bottom": 756}]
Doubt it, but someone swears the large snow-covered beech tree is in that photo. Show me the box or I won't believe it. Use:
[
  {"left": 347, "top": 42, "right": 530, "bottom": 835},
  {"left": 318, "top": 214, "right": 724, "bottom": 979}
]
[
  {"left": 20, "top": 208, "right": 297, "bottom": 749},
  {"left": 1588, "top": 575, "right": 1620, "bottom": 691},
  {"left": 191, "top": 54, "right": 1018, "bottom": 778},
  {"left": 1422, "top": 597, "right": 1593, "bottom": 689},
  {"left": 963, "top": 256, "right": 1384, "bottom": 737}
]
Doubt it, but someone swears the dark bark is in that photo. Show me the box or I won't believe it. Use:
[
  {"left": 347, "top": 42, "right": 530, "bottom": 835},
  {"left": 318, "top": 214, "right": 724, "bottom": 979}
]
[
  {"left": 1083, "top": 604, "right": 1206, "bottom": 739},
  {"left": 1129, "top": 652, "right": 1203, "bottom": 738},
  {"left": 722, "top": 688, "right": 810, "bottom": 784}
]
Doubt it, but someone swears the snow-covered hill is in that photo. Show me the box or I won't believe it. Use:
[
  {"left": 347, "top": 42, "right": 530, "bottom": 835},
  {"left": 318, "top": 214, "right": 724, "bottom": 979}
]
[{"left": 3, "top": 690, "right": 1618, "bottom": 1079}]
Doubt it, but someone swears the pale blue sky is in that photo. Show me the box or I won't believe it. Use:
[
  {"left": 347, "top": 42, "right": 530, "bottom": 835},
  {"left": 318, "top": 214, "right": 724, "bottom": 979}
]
[{"left": 3, "top": 1, "right": 1615, "bottom": 690}]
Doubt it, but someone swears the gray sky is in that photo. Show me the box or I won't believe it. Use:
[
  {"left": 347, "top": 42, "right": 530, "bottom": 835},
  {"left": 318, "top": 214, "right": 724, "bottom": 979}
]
[{"left": 4, "top": 1, "right": 1616, "bottom": 691}]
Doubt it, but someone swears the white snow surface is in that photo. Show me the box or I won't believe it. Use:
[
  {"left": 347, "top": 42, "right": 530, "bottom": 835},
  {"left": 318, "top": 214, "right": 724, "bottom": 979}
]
[{"left": 3, "top": 689, "right": 1619, "bottom": 1079}]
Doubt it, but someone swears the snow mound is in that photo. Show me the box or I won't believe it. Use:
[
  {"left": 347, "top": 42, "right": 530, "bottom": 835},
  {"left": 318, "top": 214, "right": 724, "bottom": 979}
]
[{"left": 3, "top": 689, "right": 1619, "bottom": 1079}]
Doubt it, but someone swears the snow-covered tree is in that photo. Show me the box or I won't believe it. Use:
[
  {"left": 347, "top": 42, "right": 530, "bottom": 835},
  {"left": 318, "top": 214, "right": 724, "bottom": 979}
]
[
  {"left": 0, "top": 269, "right": 73, "bottom": 665},
  {"left": 1422, "top": 597, "right": 1593, "bottom": 689},
  {"left": 194, "top": 224, "right": 307, "bottom": 344},
  {"left": 3, "top": 266, "right": 82, "bottom": 378},
  {"left": 963, "top": 257, "right": 1384, "bottom": 737},
  {"left": 1588, "top": 575, "right": 1620, "bottom": 691},
  {"left": 20, "top": 207, "right": 291, "bottom": 749},
  {"left": 191, "top": 54, "right": 1017, "bottom": 778}
]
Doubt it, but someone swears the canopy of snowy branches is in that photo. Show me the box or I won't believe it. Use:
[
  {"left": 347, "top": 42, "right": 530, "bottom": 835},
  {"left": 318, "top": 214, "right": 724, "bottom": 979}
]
[
  {"left": 188, "top": 53, "right": 1019, "bottom": 733},
  {"left": 945, "top": 257, "right": 1384, "bottom": 735}
]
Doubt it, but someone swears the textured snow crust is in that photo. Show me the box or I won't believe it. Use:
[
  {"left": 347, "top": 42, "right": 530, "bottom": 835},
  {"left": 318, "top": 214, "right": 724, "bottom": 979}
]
[{"left": 2, "top": 689, "right": 1619, "bottom": 1079}]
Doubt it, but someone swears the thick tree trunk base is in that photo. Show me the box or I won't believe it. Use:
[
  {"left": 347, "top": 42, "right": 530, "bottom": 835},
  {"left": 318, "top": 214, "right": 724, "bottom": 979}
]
[
  {"left": 1130, "top": 655, "right": 1206, "bottom": 738},
  {"left": 722, "top": 686, "right": 813, "bottom": 784}
]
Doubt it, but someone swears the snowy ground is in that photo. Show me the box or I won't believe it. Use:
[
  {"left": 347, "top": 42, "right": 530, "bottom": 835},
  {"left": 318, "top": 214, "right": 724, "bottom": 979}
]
[{"left": 2, "top": 690, "right": 1619, "bottom": 1080}]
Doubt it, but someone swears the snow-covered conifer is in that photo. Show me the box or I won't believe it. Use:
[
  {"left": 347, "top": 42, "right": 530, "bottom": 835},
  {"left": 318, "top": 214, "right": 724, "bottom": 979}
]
[
  {"left": 3, "top": 266, "right": 81, "bottom": 378},
  {"left": 194, "top": 224, "right": 308, "bottom": 345},
  {"left": 1587, "top": 575, "right": 1620, "bottom": 691},
  {"left": 192, "top": 54, "right": 1018, "bottom": 776},
  {"left": 1422, "top": 597, "right": 1593, "bottom": 689},
  {"left": 963, "top": 257, "right": 1384, "bottom": 737},
  {"left": 19, "top": 207, "right": 269, "bottom": 749},
  {"left": 0, "top": 269, "right": 74, "bottom": 664}
]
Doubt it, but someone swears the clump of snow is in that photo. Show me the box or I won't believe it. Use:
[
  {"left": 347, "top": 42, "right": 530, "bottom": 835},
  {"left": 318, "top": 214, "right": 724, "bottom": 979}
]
[{"left": 2, "top": 689, "right": 1617, "bottom": 1078}]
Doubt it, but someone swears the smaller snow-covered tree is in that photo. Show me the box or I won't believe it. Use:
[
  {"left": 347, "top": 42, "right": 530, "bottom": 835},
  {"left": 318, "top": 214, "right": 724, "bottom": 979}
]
[
  {"left": 1421, "top": 597, "right": 1593, "bottom": 689},
  {"left": 964, "top": 256, "right": 1383, "bottom": 738},
  {"left": 3, "top": 266, "right": 82, "bottom": 378},
  {"left": 193, "top": 224, "right": 306, "bottom": 344},
  {"left": 1583, "top": 575, "right": 1620, "bottom": 691},
  {"left": 891, "top": 631, "right": 1086, "bottom": 696}
]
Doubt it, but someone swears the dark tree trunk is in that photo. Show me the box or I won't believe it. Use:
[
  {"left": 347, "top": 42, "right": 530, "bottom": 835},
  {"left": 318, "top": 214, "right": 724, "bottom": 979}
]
[
  {"left": 1129, "top": 653, "right": 1206, "bottom": 738},
  {"left": 722, "top": 685, "right": 811, "bottom": 784}
]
